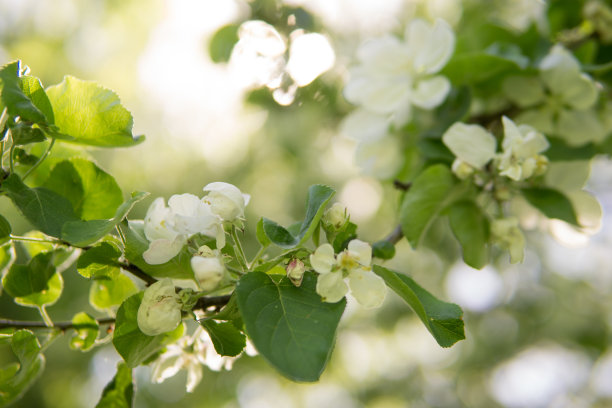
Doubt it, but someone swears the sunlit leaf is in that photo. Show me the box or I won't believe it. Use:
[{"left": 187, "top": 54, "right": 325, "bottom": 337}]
[
  {"left": 0, "top": 330, "right": 45, "bottom": 406},
  {"left": 522, "top": 187, "right": 579, "bottom": 226},
  {"left": 70, "top": 312, "right": 99, "bottom": 352},
  {"left": 200, "top": 320, "right": 246, "bottom": 357},
  {"left": 95, "top": 362, "right": 133, "bottom": 408},
  {"left": 89, "top": 274, "right": 138, "bottom": 311}
]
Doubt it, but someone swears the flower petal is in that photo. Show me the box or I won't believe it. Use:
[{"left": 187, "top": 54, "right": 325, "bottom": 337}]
[
  {"left": 559, "top": 73, "right": 598, "bottom": 110},
  {"left": 502, "top": 75, "right": 546, "bottom": 108},
  {"left": 203, "top": 182, "right": 248, "bottom": 221},
  {"left": 348, "top": 268, "right": 387, "bottom": 308},
  {"left": 407, "top": 18, "right": 455, "bottom": 74},
  {"left": 442, "top": 122, "right": 497, "bottom": 168},
  {"left": 143, "top": 237, "right": 185, "bottom": 265},
  {"left": 557, "top": 109, "right": 607, "bottom": 146},
  {"left": 411, "top": 75, "right": 451, "bottom": 109},
  {"left": 310, "top": 244, "right": 336, "bottom": 274},
  {"left": 316, "top": 271, "right": 348, "bottom": 303},
  {"left": 347, "top": 239, "right": 372, "bottom": 267}
]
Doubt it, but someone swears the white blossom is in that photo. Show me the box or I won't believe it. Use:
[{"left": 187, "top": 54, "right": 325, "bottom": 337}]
[
  {"left": 137, "top": 279, "right": 182, "bottom": 336},
  {"left": 442, "top": 122, "right": 497, "bottom": 176},
  {"left": 497, "top": 116, "right": 549, "bottom": 181},
  {"left": 310, "top": 240, "right": 386, "bottom": 308},
  {"left": 191, "top": 245, "right": 225, "bottom": 292},
  {"left": 202, "top": 182, "right": 250, "bottom": 222}
]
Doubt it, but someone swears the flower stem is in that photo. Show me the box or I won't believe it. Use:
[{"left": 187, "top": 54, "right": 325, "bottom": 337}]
[
  {"left": 22, "top": 138, "right": 55, "bottom": 181},
  {"left": 231, "top": 226, "right": 248, "bottom": 271},
  {"left": 249, "top": 245, "right": 267, "bottom": 269},
  {"left": 38, "top": 306, "right": 53, "bottom": 327},
  {"left": 9, "top": 234, "right": 64, "bottom": 245}
]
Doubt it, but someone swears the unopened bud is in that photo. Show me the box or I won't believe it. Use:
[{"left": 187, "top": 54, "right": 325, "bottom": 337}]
[
  {"left": 286, "top": 259, "right": 305, "bottom": 286},
  {"left": 191, "top": 251, "right": 225, "bottom": 291},
  {"left": 137, "top": 278, "right": 182, "bottom": 336},
  {"left": 323, "top": 203, "right": 349, "bottom": 231},
  {"left": 533, "top": 154, "right": 549, "bottom": 177},
  {"left": 451, "top": 158, "right": 475, "bottom": 180}
]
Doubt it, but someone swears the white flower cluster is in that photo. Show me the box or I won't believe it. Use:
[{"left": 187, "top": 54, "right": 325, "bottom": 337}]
[
  {"left": 442, "top": 116, "right": 549, "bottom": 181},
  {"left": 137, "top": 278, "right": 182, "bottom": 336},
  {"left": 151, "top": 326, "right": 256, "bottom": 393},
  {"left": 310, "top": 239, "right": 386, "bottom": 308},
  {"left": 342, "top": 18, "right": 456, "bottom": 179},
  {"left": 503, "top": 45, "right": 605, "bottom": 146},
  {"left": 143, "top": 182, "right": 249, "bottom": 265}
]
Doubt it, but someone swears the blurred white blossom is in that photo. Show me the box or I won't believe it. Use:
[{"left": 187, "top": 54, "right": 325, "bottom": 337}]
[{"left": 137, "top": 279, "right": 182, "bottom": 336}]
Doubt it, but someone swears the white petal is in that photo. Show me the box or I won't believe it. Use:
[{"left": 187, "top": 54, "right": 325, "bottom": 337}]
[
  {"left": 237, "top": 20, "right": 286, "bottom": 57},
  {"left": 340, "top": 109, "right": 389, "bottom": 142},
  {"left": 501, "top": 116, "right": 526, "bottom": 150},
  {"left": 344, "top": 74, "right": 412, "bottom": 115},
  {"left": 347, "top": 239, "right": 372, "bottom": 267},
  {"left": 144, "top": 197, "right": 176, "bottom": 242},
  {"left": 203, "top": 182, "right": 247, "bottom": 221},
  {"left": 316, "top": 271, "right": 348, "bottom": 303},
  {"left": 407, "top": 18, "right": 455, "bottom": 74},
  {"left": 143, "top": 237, "right": 185, "bottom": 265},
  {"left": 557, "top": 109, "right": 607, "bottom": 145},
  {"left": 540, "top": 44, "right": 580, "bottom": 72},
  {"left": 168, "top": 194, "right": 202, "bottom": 216},
  {"left": 357, "top": 36, "right": 411, "bottom": 75},
  {"left": 442, "top": 122, "right": 497, "bottom": 168},
  {"left": 185, "top": 363, "right": 203, "bottom": 393},
  {"left": 151, "top": 353, "right": 184, "bottom": 383},
  {"left": 515, "top": 107, "right": 555, "bottom": 135},
  {"left": 559, "top": 73, "right": 598, "bottom": 110},
  {"left": 310, "top": 244, "right": 335, "bottom": 274},
  {"left": 286, "top": 32, "right": 335, "bottom": 87},
  {"left": 348, "top": 269, "right": 386, "bottom": 308},
  {"left": 545, "top": 161, "right": 591, "bottom": 191},
  {"left": 411, "top": 75, "right": 451, "bottom": 109},
  {"left": 191, "top": 256, "right": 224, "bottom": 291}
]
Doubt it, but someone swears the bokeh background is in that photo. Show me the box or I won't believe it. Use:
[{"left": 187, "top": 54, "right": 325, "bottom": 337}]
[{"left": 2, "top": 0, "right": 612, "bottom": 407}]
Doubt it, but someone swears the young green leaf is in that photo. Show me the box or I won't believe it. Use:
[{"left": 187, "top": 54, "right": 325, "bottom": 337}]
[
  {"left": 235, "top": 271, "right": 346, "bottom": 382},
  {"left": 2, "top": 251, "right": 64, "bottom": 307},
  {"left": 89, "top": 274, "right": 138, "bottom": 311},
  {"left": 442, "top": 52, "right": 523, "bottom": 85},
  {"left": 117, "top": 220, "right": 194, "bottom": 280},
  {"left": 70, "top": 312, "right": 99, "bottom": 352},
  {"left": 19, "top": 75, "right": 55, "bottom": 124},
  {"left": 62, "top": 191, "right": 148, "bottom": 247},
  {"left": 521, "top": 187, "right": 579, "bottom": 226},
  {"left": 0, "top": 214, "right": 11, "bottom": 245},
  {"left": 113, "top": 292, "right": 184, "bottom": 368},
  {"left": 95, "top": 362, "right": 134, "bottom": 408},
  {"left": 373, "top": 266, "right": 465, "bottom": 347},
  {"left": 46, "top": 158, "right": 124, "bottom": 220},
  {"left": 209, "top": 24, "right": 239, "bottom": 63},
  {"left": 331, "top": 221, "right": 357, "bottom": 253},
  {"left": 46, "top": 76, "right": 144, "bottom": 147},
  {"left": 261, "top": 184, "right": 335, "bottom": 249},
  {"left": 400, "top": 165, "right": 458, "bottom": 248},
  {"left": 0, "top": 62, "right": 49, "bottom": 125},
  {"left": 448, "top": 201, "right": 489, "bottom": 269},
  {"left": 9, "top": 123, "right": 46, "bottom": 145},
  {"left": 2, "top": 173, "right": 79, "bottom": 238},
  {"left": 372, "top": 240, "right": 396, "bottom": 260},
  {"left": 0, "top": 330, "right": 45, "bottom": 407},
  {"left": 77, "top": 242, "right": 122, "bottom": 279},
  {"left": 256, "top": 217, "right": 271, "bottom": 247},
  {"left": 200, "top": 320, "right": 246, "bottom": 357}
]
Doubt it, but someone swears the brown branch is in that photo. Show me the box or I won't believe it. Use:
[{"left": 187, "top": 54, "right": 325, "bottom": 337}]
[
  {"left": 393, "top": 180, "right": 412, "bottom": 191},
  {"left": 118, "top": 262, "right": 158, "bottom": 286},
  {"left": 194, "top": 294, "right": 232, "bottom": 311}
]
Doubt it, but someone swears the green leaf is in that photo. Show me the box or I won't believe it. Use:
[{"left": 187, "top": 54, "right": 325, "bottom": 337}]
[
  {"left": 209, "top": 24, "right": 239, "bottom": 63},
  {"left": 2, "top": 251, "right": 64, "bottom": 307},
  {"left": 200, "top": 320, "right": 246, "bottom": 357},
  {"left": 89, "top": 274, "right": 138, "bottom": 311},
  {"left": 0, "top": 330, "right": 45, "bottom": 407},
  {"left": 45, "top": 76, "right": 144, "bottom": 147},
  {"left": 256, "top": 217, "right": 271, "bottom": 247},
  {"left": 95, "top": 362, "right": 133, "bottom": 408},
  {"left": 2, "top": 173, "right": 78, "bottom": 238},
  {"left": 399, "top": 165, "right": 458, "bottom": 248},
  {"left": 113, "top": 292, "right": 184, "bottom": 367},
  {"left": 521, "top": 187, "right": 579, "bottom": 226},
  {"left": 118, "top": 220, "right": 193, "bottom": 279},
  {"left": 70, "top": 312, "right": 99, "bottom": 352},
  {"left": 0, "top": 61, "right": 48, "bottom": 125},
  {"left": 372, "top": 240, "right": 396, "bottom": 260},
  {"left": 46, "top": 158, "right": 124, "bottom": 220},
  {"left": 332, "top": 221, "right": 357, "bottom": 253},
  {"left": 235, "top": 271, "right": 345, "bottom": 382},
  {"left": 62, "top": 192, "right": 148, "bottom": 247},
  {"left": 0, "top": 214, "right": 11, "bottom": 245},
  {"left": 448, "top": 201, "right": 489, "bottom": 269},
  {"left": 442, "top": 52, "right": 524, "bottom": 85},
  {"left": 10, "top": 122, "right": 46, "bottom": 145},
  {"left": 262, "top": 184, "right": 335, "bottom": 249},
  {"left": 77, "top": 242, "right": 121, "bottom": 279},
  {"left": 373, "top": 266, "right": 465, "bottom": 347},
  {"left": 547, "top": 138, "right": 598, "bottom": 161},
  {"left": 19, "top": 75, "right": 54, "bottom": 124}
]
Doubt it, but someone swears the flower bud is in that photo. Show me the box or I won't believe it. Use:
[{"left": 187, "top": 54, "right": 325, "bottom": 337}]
[
  {"left": 322, "top": 203, "right": 349, "bottom": 231},
  {"left": 451, "top": 158, "right": 475, "bottom": 180},
  {"left": 286, "top": 259, "right": 305, "bottom": 286},
  {"left": 191, "top": 248, "right": 225, "bottom": 291},
  {"left": 137, "top": 278, "right": 182, "bottom": 336},
  {"left": 202, "top": 182, "right": 250, "bottom": 222}
]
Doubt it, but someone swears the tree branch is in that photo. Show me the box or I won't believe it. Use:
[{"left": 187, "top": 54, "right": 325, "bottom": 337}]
[
  {"left": 384, "top": 225, "right": 404, "bottom": 245},
  {"left": 118, "top": 262, "right": 158, "bottom": 286},
  {"left": 194, "top": 294, "right": 233, "bottom": 311}
]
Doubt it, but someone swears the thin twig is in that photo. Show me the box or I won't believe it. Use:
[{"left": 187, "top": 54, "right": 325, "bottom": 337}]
[
  {"left": 0, "top": 317, "right": 116, "bottom": 330},
  {"left": 393, "top": 180, "right": 412, "bottom": 191},
  {"left": 384, "top": 225, "right": 404, "bottom": 245},
  {"left": 118, "top": 262, "right": 158, "bottom": 286},
  {"left": 194, "top": 294, "right": 232, "bottom": 311}
]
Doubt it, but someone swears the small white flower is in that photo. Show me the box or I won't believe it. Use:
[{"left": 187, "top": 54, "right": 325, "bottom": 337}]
[
  {"left": 497, "top": 116, "right": 549, "bottom": 181},
  {"left": 344, "top": 18, "right": 455, "bottom": 120},
  {"left": 310, "top": 240, "right": 386, "bottom": 308},
  {"left": 203, "top": 182, "right": 250, "bottom": 222},
  {"left": 137, "top": 279, "right": 182, "bottom": 336},
  {"left": 191, "top": 246, "right": 225, "bottom": 292},
  {"left": 442, "top": 122, "right": 497, "bottom": 172}
]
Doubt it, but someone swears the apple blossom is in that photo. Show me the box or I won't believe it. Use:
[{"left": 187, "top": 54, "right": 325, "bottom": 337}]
[
  {"left": 310, "top": 239, "right": 386, "bottom": 308},
  {"left": 190, "top": 245, "right": 225, "bottom": 291},
  {"left": 497, "top": 116, "right": 549, "bottom": 181},
  {"left": 137, "top": 278, "right": 182, "bottom": 336},
  {"left": 202, "top": 182, "right": 250, "bottom": 222}
]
